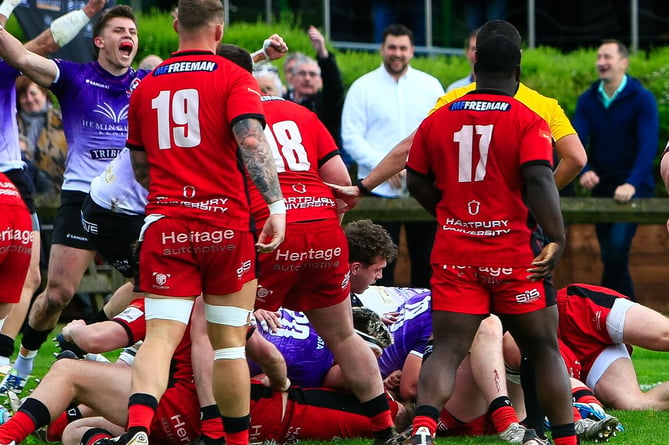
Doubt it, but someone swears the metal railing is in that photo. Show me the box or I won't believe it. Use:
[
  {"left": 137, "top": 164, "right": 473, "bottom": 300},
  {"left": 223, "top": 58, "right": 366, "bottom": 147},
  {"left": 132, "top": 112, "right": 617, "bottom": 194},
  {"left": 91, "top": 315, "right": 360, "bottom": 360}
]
[{"left": 219, "top": 0, "right": 648, "bottom": 53}]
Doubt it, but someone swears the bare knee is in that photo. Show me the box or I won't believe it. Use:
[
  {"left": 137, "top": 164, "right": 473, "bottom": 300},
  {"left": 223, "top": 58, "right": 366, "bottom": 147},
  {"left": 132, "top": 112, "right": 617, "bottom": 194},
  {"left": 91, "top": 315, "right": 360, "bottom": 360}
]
[
  {"left": 22, "top": 265, "right": 41, "bottom": 294},
  {"left": 34, "top": 288, "right": 74, "bottom": 317},
  {"left": 472, "top": 315, "right": 503, "bottom": 345}
]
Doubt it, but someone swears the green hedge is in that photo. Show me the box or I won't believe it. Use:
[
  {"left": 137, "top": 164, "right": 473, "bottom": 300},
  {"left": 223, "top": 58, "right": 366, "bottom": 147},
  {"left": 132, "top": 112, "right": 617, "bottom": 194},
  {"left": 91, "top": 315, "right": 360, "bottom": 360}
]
[
  {"left": 134, "top": 13, "right": 669, "bottom": 197},
  {"left": 7, "top": 11, "right": 669, "bottom": 196}
]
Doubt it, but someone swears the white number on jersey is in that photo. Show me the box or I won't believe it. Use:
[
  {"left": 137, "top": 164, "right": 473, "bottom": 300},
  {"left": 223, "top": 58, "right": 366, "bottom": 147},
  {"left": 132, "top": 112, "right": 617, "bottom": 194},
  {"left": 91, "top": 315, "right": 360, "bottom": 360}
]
[
  {"left": 453, "top": 124, "right": 493, "bottom": 182},
  {"left": 263, "top": 120, "right": 310, "bottom": 172},
  {"left": 152, "top": 89, "right": 201, "bottom": 149}
]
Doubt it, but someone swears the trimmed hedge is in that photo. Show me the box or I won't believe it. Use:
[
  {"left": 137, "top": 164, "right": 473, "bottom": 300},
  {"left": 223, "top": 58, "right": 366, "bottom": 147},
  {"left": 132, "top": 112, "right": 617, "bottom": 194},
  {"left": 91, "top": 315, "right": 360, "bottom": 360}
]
[{"left": 7, "top": 11, "right": 669, "bottom": 195}]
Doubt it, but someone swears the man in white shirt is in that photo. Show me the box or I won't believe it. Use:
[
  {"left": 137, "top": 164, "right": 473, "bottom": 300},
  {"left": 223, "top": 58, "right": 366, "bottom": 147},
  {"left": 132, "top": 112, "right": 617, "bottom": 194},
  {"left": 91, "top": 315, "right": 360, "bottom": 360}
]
[{"left": 341, "top": 23, "right": 443, "bottom": 288}]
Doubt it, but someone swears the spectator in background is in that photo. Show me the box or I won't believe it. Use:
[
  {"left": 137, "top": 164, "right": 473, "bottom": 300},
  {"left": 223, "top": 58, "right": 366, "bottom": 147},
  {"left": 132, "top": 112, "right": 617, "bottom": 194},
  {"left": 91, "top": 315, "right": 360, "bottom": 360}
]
[
  {"left": 282, "top": 50, "right": 304, "bottom": 95},
  {"left": 15, "top": 76, "right": 67, "bottom": 196},
  {"left": 18, "top": 134, "right": 51, "bottom": 195},
  {"left": 446, "top": 29, "right": 477, "bottom": 92},
  {"left": 574, "top": 39, "right": 659, "bottom": 301},
  {"left": 137, "top": 53, "right": 162, "bottom": 70},
  {"left": 254, "top": 65, "right": 284, "bottom": 96},
  {"left": 284, "top": 26, "right": 348, "bottom": 165},
  {"left": 341, "top": 24, "right": 443, "bottom": 288}
]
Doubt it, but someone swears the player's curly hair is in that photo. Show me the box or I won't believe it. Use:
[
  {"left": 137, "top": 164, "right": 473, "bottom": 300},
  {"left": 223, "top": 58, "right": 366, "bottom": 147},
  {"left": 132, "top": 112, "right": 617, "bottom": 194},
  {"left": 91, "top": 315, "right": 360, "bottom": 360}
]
[
  {"left": 352, "top": 307, "right": 393, "bottom": 349},
  {"left": 345, "top": 219, "right": 398, "bottom": 266}
]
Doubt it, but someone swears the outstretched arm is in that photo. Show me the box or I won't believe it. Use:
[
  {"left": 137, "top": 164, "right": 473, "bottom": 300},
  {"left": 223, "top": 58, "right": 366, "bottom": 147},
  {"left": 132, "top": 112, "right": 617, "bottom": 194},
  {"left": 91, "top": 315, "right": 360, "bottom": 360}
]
[
  {"left": 0, "top": 0, "right": 105, "bottom": 83},
  {"left": 329, "top": 129, "right": 416, "bottom": 210},
  {"left": 60, "top": 319, "right": 131, "bottom": 353}
]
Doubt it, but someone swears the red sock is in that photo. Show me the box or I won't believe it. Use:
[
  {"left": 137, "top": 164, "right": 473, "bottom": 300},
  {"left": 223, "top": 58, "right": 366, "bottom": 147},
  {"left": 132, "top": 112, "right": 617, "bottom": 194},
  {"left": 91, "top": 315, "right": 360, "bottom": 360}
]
[
  {"left": 201, "top": 416, "right": 225, "bottom": 440},
  {"left": 554, "top": 435, "right": 578, "bottom": 445},
  {"left": 126, "top": 402, "right": 156, "bottom": 432},
  {"left": 490, "top": 405, "right": 519, "bottom": 433},
  {"left": 412, "top": 415, "right": 437, "bottom": 437},
  {"left": 0, "top": 411, "right": 37, "bottom": 443},
  {"left": 225, "top": 429, "right": 248, "bottom": 445},
  {"left": 84, "top": 431, "right": 112, "bottom": 445},
  {"left": 573, "top": 386, "right": 601, "bottom": 406},
  {"left": 46, "top": 411, "right": 69, "bottom": 442},
  {"left": 370, "top": 409, "right": 394, "bottom": 432}
]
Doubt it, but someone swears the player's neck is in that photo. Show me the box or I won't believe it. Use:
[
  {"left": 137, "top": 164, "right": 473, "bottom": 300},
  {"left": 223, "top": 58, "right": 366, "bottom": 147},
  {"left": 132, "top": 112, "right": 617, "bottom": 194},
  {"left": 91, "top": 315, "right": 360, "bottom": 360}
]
[
  {"left": 97, "top": 58, "right": 131, "bottom": 77},
  {"left": 178, "top": 38, "right": 216, "bottom": 54}
]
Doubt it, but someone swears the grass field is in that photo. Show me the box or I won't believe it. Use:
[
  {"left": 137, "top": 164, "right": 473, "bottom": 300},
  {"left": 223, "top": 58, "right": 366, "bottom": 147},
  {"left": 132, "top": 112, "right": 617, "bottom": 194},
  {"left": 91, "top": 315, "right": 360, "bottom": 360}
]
[{"left": 9, "top": 333, "right": 669, "bottom": 445}]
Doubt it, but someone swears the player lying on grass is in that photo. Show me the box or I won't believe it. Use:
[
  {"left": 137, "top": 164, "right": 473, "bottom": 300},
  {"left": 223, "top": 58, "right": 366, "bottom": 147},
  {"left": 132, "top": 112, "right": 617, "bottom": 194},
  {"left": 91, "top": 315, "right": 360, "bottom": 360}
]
[{"left": 506, "top": 283, "right": 669, "bottom": 411}]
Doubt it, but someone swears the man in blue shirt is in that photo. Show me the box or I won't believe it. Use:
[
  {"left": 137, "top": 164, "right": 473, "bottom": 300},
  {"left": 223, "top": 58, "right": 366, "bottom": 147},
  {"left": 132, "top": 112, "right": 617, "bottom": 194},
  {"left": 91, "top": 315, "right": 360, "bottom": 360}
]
[{"left": 574, "top": 39, "right": 659, "bottom": 301}]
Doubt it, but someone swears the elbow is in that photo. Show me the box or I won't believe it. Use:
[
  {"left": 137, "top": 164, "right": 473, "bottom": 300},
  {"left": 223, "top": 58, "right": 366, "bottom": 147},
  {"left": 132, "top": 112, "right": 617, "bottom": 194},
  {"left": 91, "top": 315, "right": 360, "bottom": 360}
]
[{"left": 571, "top": 150, "right": 588, "bottom": 172}]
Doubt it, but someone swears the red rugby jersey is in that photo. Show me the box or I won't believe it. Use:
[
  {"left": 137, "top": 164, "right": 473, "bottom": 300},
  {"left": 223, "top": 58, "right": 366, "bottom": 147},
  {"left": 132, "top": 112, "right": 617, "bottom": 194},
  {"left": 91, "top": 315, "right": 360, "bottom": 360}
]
[
  {"left": 407, "top": 91, "right": 554, "bottom": 267},
  {"left": 126, "top": 50, "right": 265, "bottom": 230},
  {"left": 249, "top": 96, "right": 340, "bottom": 224}
]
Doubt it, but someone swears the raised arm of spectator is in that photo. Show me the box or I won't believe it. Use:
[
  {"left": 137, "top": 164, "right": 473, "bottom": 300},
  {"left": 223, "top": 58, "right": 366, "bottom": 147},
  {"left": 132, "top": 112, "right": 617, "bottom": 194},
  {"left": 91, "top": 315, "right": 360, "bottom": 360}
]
[{"left": 309, "top": 25, "right": 344, "bottom": 104}]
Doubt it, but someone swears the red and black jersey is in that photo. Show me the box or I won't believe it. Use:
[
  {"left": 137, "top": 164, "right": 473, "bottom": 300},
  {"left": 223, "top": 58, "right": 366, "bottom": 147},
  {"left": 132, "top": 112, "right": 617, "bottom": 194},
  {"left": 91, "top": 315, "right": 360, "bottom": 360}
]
[
  {"left": 407, "top": 91, "right": 553, "bottom": 267},
  {"left": 126, "top": 50, "right": 264, "bottom": 230},
  {"left": 249, "top": 96, "right": 340, "bottom": 225}
]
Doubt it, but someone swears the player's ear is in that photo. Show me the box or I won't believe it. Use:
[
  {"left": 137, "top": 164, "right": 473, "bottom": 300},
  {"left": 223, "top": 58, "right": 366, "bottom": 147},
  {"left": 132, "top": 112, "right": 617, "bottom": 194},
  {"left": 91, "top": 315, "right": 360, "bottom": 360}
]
[{"left": 93, "top": 35, "right": 104, "bottom": 51}]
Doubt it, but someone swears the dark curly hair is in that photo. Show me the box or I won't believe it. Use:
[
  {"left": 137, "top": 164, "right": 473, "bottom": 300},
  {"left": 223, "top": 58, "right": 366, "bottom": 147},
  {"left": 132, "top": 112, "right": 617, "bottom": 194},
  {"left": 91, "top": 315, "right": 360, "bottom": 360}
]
[{"left": 345, "top": 219, "right": 398, "bottom": 266}]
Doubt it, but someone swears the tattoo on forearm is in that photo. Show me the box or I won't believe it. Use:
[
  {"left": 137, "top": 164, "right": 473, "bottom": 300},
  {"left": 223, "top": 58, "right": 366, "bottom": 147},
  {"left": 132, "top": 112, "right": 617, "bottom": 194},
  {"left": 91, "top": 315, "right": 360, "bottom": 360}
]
[{"left": 233, "top": 119, "right": 283, "bottom": 203}]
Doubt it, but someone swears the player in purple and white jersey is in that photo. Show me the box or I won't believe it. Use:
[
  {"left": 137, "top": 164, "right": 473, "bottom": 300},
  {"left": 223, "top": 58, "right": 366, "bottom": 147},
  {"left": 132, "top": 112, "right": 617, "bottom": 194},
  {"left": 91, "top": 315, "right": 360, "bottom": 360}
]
[
  {"left": 377, "top": 290, "right": 432, "bottom": 387},
  {"left": 0, "top": 0, "right": 107, "bottom": 382},
  {"left": 248, "top": 308, "right": 335, "bottom": 387},
  {"left": 0, "top": 3, "right": 148, "bottom": 390}
]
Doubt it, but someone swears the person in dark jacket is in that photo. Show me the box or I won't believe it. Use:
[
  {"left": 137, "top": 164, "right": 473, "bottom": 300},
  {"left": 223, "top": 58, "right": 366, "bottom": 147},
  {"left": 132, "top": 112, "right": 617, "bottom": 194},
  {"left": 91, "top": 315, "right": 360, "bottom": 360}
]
[
  {"left": 573, "top": 39, "right": 659, "bottom": 301},
  {"left": 284, "top": 26, "right": 350, "bottom": 166}
]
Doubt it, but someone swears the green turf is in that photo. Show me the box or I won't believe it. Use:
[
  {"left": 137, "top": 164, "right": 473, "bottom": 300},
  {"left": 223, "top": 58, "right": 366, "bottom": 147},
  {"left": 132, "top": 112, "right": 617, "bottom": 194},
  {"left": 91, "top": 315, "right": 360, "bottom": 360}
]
[{"left": 10, "top": 335, "right": 669, "bottom": 445}]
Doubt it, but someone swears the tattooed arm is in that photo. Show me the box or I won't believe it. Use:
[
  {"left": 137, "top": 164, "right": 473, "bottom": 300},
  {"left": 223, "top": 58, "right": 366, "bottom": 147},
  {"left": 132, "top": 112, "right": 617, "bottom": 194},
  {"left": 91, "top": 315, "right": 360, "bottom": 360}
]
[
  {"left": 233, "top": 117, "right": 286, "bottom": 252},
  {"left": 130, "top": 150, "right": 151, "bottom": 190}
]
